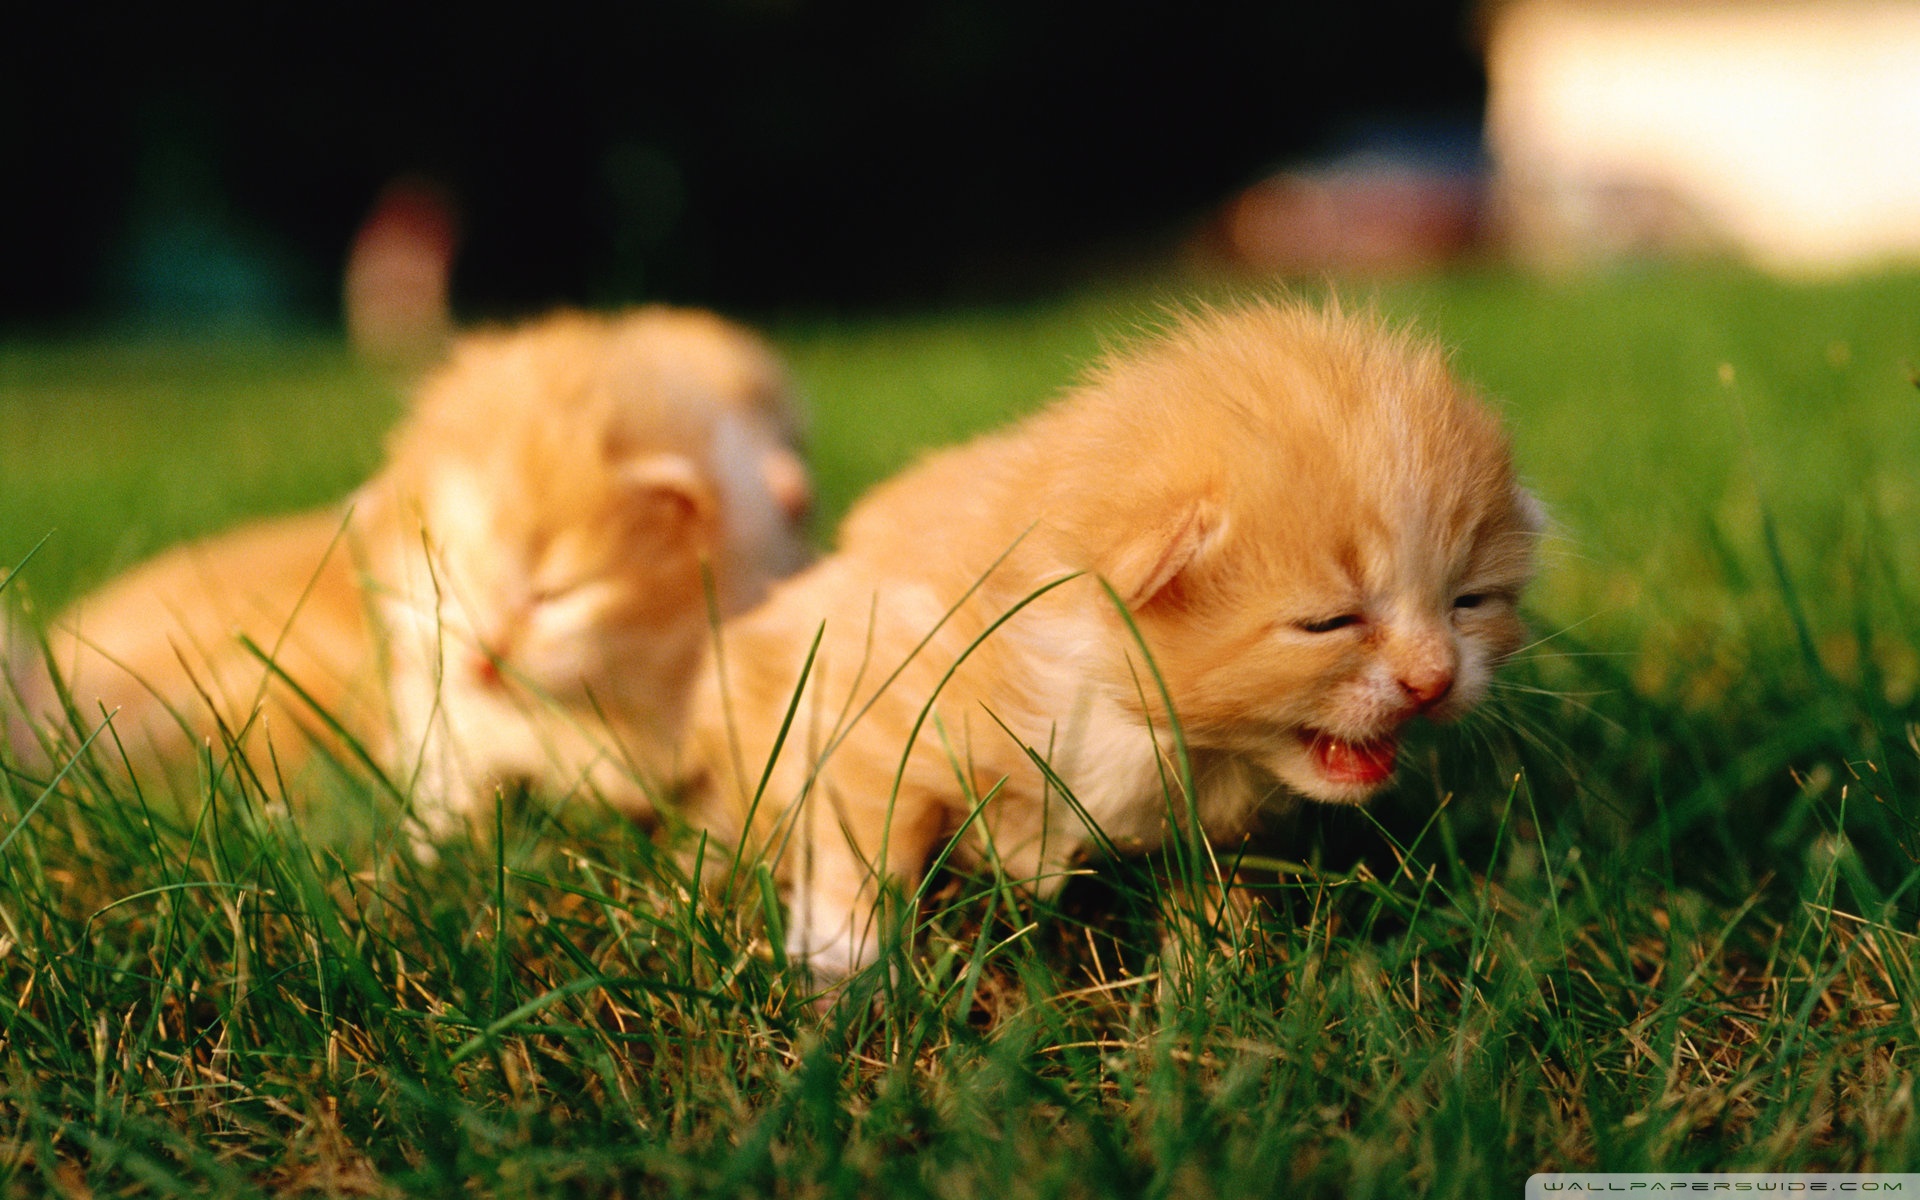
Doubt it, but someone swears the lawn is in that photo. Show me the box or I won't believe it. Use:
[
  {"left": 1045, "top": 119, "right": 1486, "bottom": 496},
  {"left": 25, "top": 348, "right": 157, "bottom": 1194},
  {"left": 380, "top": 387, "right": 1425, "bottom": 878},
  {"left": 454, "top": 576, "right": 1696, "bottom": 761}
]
[{"left": 2, "top": 266, "right": 1919, "bottom": 1196}]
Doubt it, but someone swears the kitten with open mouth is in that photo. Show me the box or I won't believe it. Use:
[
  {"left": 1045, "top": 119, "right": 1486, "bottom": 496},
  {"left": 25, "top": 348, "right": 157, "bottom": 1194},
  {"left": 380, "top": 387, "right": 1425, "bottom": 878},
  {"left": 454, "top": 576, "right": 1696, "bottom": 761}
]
[{"left": 680, "top": 299, "right": 1542, "bottom": 983}]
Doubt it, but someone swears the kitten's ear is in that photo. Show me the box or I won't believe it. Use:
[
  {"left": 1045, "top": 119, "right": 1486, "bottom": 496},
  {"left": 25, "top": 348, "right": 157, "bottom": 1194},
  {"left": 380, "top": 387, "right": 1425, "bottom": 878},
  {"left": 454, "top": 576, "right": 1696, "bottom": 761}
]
[
  {"left": 1105, "top": 500, "right": 1222, "bottom": 610},
  {"left": 620, "top": 453, "right": 715, "bottom": 526},
  {"left": 1513, "top": 486, "right": 1547, "bottom": 534}
]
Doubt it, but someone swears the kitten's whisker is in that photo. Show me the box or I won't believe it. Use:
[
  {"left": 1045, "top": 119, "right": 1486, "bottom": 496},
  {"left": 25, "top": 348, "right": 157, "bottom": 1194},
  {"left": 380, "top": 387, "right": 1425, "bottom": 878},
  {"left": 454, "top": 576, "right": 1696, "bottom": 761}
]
[{"left": 1509, "top": 612, "right": 1608, "bottom": 657}]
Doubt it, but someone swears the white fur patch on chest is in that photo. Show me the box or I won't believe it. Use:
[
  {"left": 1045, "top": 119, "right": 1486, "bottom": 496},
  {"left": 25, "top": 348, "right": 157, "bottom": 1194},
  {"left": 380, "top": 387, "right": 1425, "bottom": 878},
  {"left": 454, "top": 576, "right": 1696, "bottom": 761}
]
[{"left": 1024, "top": 663, "right": 1173, "bottom": 856}]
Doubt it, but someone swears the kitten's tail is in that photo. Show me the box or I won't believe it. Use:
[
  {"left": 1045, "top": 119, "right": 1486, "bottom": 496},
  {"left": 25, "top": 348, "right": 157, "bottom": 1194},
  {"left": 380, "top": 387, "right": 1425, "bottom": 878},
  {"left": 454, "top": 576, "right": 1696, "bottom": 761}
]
[{"left": 1, "top": 597, "right": 52, "bottom": 768}]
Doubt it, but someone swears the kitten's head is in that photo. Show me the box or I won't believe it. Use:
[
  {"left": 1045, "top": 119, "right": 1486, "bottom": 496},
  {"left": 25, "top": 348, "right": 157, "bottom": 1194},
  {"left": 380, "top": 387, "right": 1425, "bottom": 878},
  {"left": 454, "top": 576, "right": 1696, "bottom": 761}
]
[
  {"left": 372, "top": 307, "right": 811, "bottom": 707},
  {"left": 1046, "top": 300, "right": 1542, "bottom": 805}
]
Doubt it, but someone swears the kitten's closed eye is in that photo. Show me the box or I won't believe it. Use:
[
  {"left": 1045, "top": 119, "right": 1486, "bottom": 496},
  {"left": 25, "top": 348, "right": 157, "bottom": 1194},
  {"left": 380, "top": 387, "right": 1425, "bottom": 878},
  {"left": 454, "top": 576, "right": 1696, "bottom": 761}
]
[
  {"left": 1296, "top": 592, "right": 1506, "bottom": 634},
  {"left": 1297, "top": 613, "right": 1363, "bottom": 634}
]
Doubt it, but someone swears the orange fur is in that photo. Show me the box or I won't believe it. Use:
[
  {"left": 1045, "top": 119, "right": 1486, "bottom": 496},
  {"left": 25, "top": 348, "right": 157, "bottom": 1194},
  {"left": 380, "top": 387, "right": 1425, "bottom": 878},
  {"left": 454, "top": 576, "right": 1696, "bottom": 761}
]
[
  {"left": 23, "top": 307, "right": 810, "bottom": 835},
  {"left": 680, "top": 300, "right": 1542, "bottom": 981},
  {"left": 16, "top": 509, "right": 375, "bottom": 772},
  {"left": 364, "top": 307, "right": 809, "bottom": 833}
]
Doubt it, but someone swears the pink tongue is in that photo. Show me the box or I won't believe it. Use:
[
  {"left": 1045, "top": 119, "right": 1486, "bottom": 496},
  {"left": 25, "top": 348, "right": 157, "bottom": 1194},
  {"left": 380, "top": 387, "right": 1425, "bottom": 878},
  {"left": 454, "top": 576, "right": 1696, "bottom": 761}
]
[{"left": 1312, "top": 734, "right": 1398, "bottom": 785}]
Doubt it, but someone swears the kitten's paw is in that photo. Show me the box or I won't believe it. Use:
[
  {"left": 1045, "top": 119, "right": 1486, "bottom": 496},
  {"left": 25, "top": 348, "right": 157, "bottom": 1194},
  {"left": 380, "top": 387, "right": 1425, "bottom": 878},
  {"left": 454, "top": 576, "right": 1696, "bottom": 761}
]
[
  {"left": 401, "top": 786, "right": 473, "bottom": 865},
  {"left": 787, "top": 922, "right": 872, "bottom": 989}
]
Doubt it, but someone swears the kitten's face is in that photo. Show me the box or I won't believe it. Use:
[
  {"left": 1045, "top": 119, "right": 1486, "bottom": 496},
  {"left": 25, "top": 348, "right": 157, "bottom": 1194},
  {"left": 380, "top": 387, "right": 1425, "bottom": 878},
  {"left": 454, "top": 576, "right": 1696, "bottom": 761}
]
[
  {"left": 374, "top": 307, "right": 811, "bottom": 713},
  {"left": 1067, "top": 306, "right": 1540, "bottom": 806},
  {"left": 1127, "top": 485, "right": 1538, "bottom": 806},
  {"left": 418, "top": 457, "right": 713, "bottom": 705}
]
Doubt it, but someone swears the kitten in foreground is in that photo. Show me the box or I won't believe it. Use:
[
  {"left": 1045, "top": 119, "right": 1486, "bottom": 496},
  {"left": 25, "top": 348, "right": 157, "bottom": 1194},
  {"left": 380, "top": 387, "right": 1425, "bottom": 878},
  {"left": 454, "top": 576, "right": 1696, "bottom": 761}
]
[
  {"left": 680, "top": 300, "right": 1543, "bottom": 983},
  {"left": 12, "top": 307, "right": 811, "bottom": 837}
]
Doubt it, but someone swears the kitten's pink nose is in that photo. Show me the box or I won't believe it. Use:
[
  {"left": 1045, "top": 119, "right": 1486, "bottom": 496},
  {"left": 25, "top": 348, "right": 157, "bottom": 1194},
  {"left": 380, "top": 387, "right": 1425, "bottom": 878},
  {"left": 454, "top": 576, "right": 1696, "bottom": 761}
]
[
  {"left": 1399, "top": 666, "right": 1454, "bottom": 710},
  {"left": 472, "top": 651, "right": 504, "bottom": 689}
]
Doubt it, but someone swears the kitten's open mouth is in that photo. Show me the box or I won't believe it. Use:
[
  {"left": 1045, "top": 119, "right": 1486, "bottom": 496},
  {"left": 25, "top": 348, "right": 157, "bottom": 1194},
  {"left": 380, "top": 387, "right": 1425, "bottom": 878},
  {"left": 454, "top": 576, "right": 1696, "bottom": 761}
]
[{"left": 1305, "top": 730, "right": 1399, "bottom": 787}]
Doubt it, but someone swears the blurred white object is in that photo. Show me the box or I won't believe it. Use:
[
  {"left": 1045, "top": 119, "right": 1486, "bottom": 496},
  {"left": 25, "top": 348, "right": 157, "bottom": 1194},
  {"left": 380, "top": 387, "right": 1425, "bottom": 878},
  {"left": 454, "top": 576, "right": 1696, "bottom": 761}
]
[{"left": 1486, "top": 0, "right": 1920, "bottom": 274}]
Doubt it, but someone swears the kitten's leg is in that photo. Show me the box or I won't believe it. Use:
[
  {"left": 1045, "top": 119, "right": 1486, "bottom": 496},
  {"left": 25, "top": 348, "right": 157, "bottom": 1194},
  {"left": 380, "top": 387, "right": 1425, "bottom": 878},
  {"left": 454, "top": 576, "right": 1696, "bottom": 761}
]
[
  {"left": 408, "top": 743, "right": 473, "bottom": 844},
  {"left": 587, "top": 765, "right": 661, "bottom": 825},
  {"left": 1156, "top": 759, "right": 1277, "bottom": 991},
  {"left": 400, "top": 732, "right": 465, "bottom": 859},
  {"left": 385, "top": 659, "right": 482, "bottom": 854},
  {"left": 577, "top": 730, "right": 665, "bottom": 825},
  {"left": 785, "top": 784, "right": 947, "bottom": 985},
  {"left": 1152, "top": 864, "right": 1276, "bottom": 1009}
]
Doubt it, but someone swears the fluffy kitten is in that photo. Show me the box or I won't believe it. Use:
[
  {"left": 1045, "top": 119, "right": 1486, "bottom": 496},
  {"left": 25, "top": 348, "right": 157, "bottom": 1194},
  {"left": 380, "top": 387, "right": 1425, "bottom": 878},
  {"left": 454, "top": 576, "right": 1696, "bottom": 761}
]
[
  {"left": 363, "top": 307, "right": 809, "bottom": 834},
  {"left": 680, "top": 300, "right": 1542, "bottom": 982},
  {"left": 20, "top": 307, "right": 810, "bottom": 837}
]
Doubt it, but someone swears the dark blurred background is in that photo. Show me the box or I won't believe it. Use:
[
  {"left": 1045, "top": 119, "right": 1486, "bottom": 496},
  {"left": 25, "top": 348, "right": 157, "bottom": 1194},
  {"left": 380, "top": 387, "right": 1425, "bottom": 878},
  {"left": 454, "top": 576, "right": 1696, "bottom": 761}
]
[{"left": 2, "top": 1, "right": 1483, "bottom": 327}]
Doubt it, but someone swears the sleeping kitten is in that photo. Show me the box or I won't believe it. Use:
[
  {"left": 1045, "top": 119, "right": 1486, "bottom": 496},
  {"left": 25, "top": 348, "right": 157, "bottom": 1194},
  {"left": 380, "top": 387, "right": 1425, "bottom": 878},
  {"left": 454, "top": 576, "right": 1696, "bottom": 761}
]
[
  {"left": 363, "top": 306, "right": 809, "bottom": 834},
  {"left": 21, "top": 307, "right": 810, "bottom": 837},
  {"left": 680, "top": 300, "right": 1542, "bottom": 982}
]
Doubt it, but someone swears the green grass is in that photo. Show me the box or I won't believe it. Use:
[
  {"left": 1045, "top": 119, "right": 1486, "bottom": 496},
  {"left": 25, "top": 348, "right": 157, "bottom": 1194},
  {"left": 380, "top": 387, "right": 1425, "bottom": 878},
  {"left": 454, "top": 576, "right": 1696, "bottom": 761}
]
[
  {"left": 3, "top": 266, "right": 1920, "bottom": 1196},
  {"left": 0, "top": 337, "right": 402, "bottom": 619}
]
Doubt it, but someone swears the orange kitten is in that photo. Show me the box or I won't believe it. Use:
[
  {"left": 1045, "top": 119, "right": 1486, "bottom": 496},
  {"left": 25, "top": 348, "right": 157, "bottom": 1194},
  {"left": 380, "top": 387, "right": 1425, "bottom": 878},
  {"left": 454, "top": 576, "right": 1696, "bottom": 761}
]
[
  {"left": 363, "top": 307, "right": 808, "bottom": 835},
  {"left": 681, "top": 300, "right": 1542, "bottom": 981},
  {"left": 19, "top": 307, "right": 810, "bottom": 838}
]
